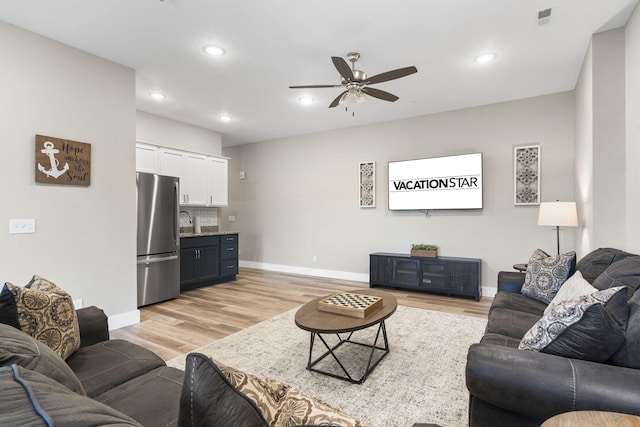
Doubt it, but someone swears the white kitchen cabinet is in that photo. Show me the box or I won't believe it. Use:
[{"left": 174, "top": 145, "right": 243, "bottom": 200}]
[
  {"left": 184, "top": 153, "right": 209, "bottom": 206},
  {"left": 159, "top": 148, "right": 187, "bottom": 202},
  {"left": 207, "top": 157, "right": 228, "bottom": 206},
  {"left": 135, "top": 143, "right": 159, "bottom": 173},
  {"left": 158, "top": 148, "right": 226, "bottom": 206}
]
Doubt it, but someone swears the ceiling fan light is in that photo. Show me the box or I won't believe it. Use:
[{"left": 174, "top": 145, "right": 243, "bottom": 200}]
[
  {"left": 298, "top": 96, "right": 314, "bottom": 105},
  {"left": 339, "top": 87, "right": 366, "bottom": 106}
]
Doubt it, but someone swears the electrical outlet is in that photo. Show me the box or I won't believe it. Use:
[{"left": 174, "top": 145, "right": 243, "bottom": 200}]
[
  {"left": 9, "top": 219, "right": 36, "bottom": 234},
  {"left": 228, "top": 215, "right": 236, "bottom": 222},
  {"left": 312, "top": 255, "right": 317, "bottom": 262}
]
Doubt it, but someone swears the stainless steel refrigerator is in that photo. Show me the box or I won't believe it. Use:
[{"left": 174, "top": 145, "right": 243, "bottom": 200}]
[{"left": 136, "top": 172, "right": 180, "bottom": 307}]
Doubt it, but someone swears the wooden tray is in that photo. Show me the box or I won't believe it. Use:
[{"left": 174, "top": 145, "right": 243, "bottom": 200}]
[{"left": 317, "top": 292, "right": 383, "bottom": 318}]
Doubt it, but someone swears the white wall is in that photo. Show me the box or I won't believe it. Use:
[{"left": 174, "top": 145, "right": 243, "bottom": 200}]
[
  {"left": 626, "top": 5, "right": 640, "bottom": 254},
  {"left": 222, "top": 92, "right": 576, "bottom": 295},
  {"left": 0, "top": 21, "right": 137, "bottom": 325},
  {"left": 136, "top": 110, "right": 222, "bottom": 156}
]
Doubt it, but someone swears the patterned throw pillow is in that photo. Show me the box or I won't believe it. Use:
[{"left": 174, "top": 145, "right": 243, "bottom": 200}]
[
  {"left": 519, "top": 286, "right": 627, "bottom": 362},
  {"left": 521, "top": 249, "right": 576, "bottom": 304},
  {"left": 4, "top": 276, "right": 80, "bottom": 360},
  {"left": 215, "top": 358, "right": 364, "bottom": 427},
  {"left": 543, "top": 271, "right": 597, "bottom": 316}
]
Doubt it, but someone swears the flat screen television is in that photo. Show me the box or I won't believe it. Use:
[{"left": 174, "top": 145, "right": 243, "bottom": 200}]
[{"left": 388, "top": 152, "right": 483, "bottom": 210}]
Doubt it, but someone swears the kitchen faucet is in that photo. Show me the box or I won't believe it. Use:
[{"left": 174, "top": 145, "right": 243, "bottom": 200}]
[{"left": 179, "top": 210, "right": 192, "bottom": 224}]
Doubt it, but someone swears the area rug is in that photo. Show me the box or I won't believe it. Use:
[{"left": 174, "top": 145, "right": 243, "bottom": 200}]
[{"left": 167, "top": 305, "right": 487, "bottom": 427}]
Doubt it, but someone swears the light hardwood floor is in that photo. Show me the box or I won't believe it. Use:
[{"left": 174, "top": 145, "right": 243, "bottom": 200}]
[{"left": 111, "top": 268, "right": 492, "bottom": 361}]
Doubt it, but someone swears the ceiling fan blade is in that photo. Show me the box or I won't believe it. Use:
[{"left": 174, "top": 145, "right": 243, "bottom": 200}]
[
  {"left": 329, "top": 91, "right": 347, "bottom": 108},
  {"left": 289, "top": 84, "right": 343, "bottom": 89},
  {"left": 362, "top": 87, "right": 399, "bottom": 102},
  {"left": 331, "top": 57, "right": 354, "bottom": 81},
  {"left": 365, "top": 66, "right": 418, "bottom": 85}
]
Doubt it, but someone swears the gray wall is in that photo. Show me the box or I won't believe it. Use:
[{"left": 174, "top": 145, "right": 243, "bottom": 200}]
[
  {"left": 575, "top": 29, "right": 627, "bottom": 255},
  {"left": 0, "top": 21, "right": 137, "bottom": 324},
  {"left": 626, "top": 5, "right": 640, "bottom": 254},
  {"left": 136, "top": 111, "right": 222, "bottom": 156},
  {"left": 222, "top": 92, "right": 576, "bottom": 295},
  {"left": 575, "top": 12, "right": 640, "bottom": 257}
]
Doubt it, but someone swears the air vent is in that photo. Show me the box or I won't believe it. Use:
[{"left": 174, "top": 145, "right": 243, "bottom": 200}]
[{"left": 538, "top": 8, "right": 552, "bottom": 25}]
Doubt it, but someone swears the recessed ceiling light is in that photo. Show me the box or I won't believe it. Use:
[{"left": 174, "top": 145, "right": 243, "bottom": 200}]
[
  {"left": 203, "top": 45, "right": 226, "bottom": 56},
  {"left": 474, "top": 53, "right": 497, "bottom": 64},
  {"left": 149, "top": 92, "right": 166, "bottom": 100},
  {"left": 298, "top": 97, "right": 314, "bottom": 105},
  {"left": 219, "top": 115, "right": 232, "bottom": 122}
]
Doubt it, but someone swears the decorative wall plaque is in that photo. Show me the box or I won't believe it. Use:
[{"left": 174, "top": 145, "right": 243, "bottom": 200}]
[
  {"left": 514, "top": 144, "right": 540, "bottom": 205},
  {"left": 359, "top": 161, "right": 375, "bottom": 208},
  {"left": 35, "top": 135, "right": 91, "bottom": 186}
]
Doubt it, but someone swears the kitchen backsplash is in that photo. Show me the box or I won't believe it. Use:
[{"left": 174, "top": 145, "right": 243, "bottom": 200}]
[{"left": 179, "top": 207, "right": 218, "bottom": 229}]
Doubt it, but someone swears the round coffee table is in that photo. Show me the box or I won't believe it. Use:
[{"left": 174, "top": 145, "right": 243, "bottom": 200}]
[
  {"left": 295, "top": 289, "right": 397, "bottom": 384},
  {"left": 541, "top": 411, "right": 640, "bottom": 426}
]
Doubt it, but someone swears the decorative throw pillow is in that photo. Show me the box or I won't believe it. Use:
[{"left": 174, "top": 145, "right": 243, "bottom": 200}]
[
  {"left": 215, "top": 358, "right": 364, "bottom": 427},
  {"left": 521, "top": 249, "right": 576, "bottom": 304},
  {"left": 0, "top": 284, "right": 20, "bottom": 329},
  {"left": 544, "top": 271, "right": 597, "bottom": 316},
  {"left": 519, "top": 286, "right": 627, "bottom": 362},
  {"left": 4, "top": 276, "right": 80, "bottom": 360},
  {"left": 180, "top": 353, "right": 364, "bottom": 427}
]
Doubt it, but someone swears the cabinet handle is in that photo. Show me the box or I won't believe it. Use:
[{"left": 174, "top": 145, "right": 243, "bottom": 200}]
[
  {"left": 210, "top": 195, "right": 213, "bottom": 204},
  {"left": 227, "top": 247, "right": 234, "bottom": 251}
]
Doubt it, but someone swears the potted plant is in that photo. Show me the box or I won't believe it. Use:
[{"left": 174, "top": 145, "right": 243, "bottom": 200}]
[{"left": 411, "top": 244, "right": 438, "bottom": 258}]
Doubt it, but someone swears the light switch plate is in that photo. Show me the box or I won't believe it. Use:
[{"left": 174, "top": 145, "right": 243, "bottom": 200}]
[{"left": 9, "top": 219, "right": 36, "bottom": 234}]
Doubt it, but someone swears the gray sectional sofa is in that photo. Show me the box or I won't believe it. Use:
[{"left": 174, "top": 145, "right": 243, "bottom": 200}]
[
  {"left": 0, "top": 305, "right": 183, "bottom": 425},
  {"left": 466, "top": 248, "right": 640, "bottom": 426},
  {"left": 0, "top": 301, "right": 363, "bottom": 426}
]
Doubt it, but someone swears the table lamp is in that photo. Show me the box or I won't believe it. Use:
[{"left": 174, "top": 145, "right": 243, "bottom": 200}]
[{"left": 537, "top": 201, "right": 578, "bottom": 255}]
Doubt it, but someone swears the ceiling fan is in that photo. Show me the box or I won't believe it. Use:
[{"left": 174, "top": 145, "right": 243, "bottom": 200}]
[{"left": 289, "top": 52, "right": 418, "bottom": 108}]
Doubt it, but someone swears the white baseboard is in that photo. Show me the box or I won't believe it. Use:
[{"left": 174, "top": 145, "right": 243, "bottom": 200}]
[
  {"left": 240, "top": 260, "right": 496, "bottom": 300},
  {"left": 239, "top": 260, "right": 369, "bottom": 283},
  {"left": 108, "top": 309, "right": 140, "bottom": 331},
  {"left": 483, "top": 286, "right": 497, "bottom": 298}
]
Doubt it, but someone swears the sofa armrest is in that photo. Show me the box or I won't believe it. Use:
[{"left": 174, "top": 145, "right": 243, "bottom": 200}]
[
  {"left": 497, "top": 271, "right": 525, "bottom": 293},
  {"left": 76, "top": 306, "right": 109, "bottom": 348},
  {"left": 466, "top": 343, "right": 640, "bottom": 421}
]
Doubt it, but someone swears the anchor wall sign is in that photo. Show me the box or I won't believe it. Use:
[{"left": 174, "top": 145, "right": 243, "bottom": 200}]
[{"left": 35, "top": 135, "right": 91, "bottom": 186}]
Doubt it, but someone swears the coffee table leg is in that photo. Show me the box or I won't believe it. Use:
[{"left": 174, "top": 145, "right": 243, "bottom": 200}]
[{"left": 306, "top": 321, "right": 390, "bottom": 384}]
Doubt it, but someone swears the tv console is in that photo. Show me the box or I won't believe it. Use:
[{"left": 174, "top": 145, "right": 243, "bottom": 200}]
[{"left": 369, "top": 252, "right": 482, "bottom": 301}]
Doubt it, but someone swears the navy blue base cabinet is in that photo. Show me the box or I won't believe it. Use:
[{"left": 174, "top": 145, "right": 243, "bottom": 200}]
[{"left": 370, "top": 252, "right": 482, "bottom": 301}]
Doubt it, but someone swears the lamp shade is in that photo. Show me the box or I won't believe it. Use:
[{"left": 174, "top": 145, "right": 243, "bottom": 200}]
[{"left": 537, "top": 202, "right": 578, "bottom": 227}]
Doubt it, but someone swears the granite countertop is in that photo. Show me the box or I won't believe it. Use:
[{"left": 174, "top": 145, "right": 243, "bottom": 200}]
[
  {"left": 180, "top": 231, "right": 238, "bottom": 238},
  {"left": 179, "top": 226, "right": 238, "bottom": 238}
]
